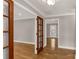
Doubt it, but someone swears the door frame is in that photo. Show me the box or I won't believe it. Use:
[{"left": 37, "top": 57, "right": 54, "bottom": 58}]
[
  {"left": 47, "top": 24, "right": 58, "bottom": 49},
  {"left": 9, "top": 0, "right": 14, "bottom": 59},
  {"left": 44, "top": 19, "right": 59, "bottom": 48}
]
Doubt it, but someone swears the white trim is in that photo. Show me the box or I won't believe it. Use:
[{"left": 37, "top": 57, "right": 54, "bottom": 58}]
[
  {"left": 23, "top": 0, "right": 44, "bottom": 16},
  {"left": 14, "top": 1, "right": 37, "bottom": 16},
  {"left": 3, "top": 1, "right": 8, "bottom": 6},
  {"left": 44, "top": 43, "right": 46, "bottom": 48},
  {"left": 56, "top": 19, "right": 59, "bottom": 45},
  {"left": 14, "top": 40, "right": 35, "bottom": 45},
  {"left": 45, "top": 19, "right": 59, "bottom": 47},
  {"left": 58, "top": 46, "right": 76, "bottom": 50},
  {"left": 14, "top": 17, "right": 35, "bottom": 21},
  {"left": 45, "top": 12, "right": 75, "bottom": 18},
  {"left": 34, "top": 17, "right": 37, "bottom": 54}
]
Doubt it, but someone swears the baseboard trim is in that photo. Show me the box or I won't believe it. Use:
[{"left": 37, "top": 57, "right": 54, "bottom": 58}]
[
  {"left": 43, "top": 44, "right": 46, "bottom": 48},
  {"left": 58, "top": 46, "right": 76, "bottom": 50},
  {"left": 14, "top": 40, "right": 35, "bottom": 45}
]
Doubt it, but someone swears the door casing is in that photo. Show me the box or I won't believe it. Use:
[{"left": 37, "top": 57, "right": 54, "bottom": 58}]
[{"left": 9, "top": 0, "right": 14, "bottom": 59}]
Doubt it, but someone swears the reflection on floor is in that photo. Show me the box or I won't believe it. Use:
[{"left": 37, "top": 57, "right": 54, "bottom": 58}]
[
  {"left": 14, "top": 42, "right": 75, "bottom": 59},
  {"left": 47, "top": 37, "right": 58, "bottom": 50}
]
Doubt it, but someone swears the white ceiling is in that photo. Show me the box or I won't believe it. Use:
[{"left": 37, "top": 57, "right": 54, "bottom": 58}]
[
  {"left": 14, "top": 0, "right": 75, "bottom": 20},
  {"left": 14, "top": 3, "right": 35, "bottom": 20}
]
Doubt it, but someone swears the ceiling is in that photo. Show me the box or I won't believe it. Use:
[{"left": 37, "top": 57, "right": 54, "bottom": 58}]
[{"left": 14, "top": 0, "right": 75, "bottom": 20}]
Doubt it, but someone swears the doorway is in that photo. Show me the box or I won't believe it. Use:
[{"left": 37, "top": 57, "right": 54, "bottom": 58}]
[
  {"left": 46, "top": 24, "right": 58, "bottom": 50},
  {"left": 44, "top": 19, "right": 59, "bottom": 50}
]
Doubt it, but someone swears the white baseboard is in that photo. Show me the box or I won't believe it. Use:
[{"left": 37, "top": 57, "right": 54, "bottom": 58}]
[
  {"left": 14, "top": 40, "right": 35, "bottom": 45},
  {"left": 43, "top": 44, "right": 46, "bottom": 48},
  {"left": 58, "top": 46, "right": 76, "bottom": 50}
]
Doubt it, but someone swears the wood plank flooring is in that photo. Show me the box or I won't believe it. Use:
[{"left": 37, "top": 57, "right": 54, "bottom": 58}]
[
  {"left": 14, "top": 42, "right": 75, "bottom": 59},
  {"left": 14, "top": 43, "right": 34, "bottom": 59}
]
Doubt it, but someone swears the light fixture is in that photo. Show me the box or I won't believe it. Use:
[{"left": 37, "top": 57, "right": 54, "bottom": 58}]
[{"left": 42, "top": 0, "right": 55, "bottom": 6}]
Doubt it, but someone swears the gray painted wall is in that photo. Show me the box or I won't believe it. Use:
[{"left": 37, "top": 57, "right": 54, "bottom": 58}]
[
  {"left": 14, "top": 19, "right": 35, "bottom": 44},
  {"left": 14, "top": 15, "right": 76, "bottom": 50},
  {"left": 58, "top": 15, "right": 76, "bottom": 49},
  {"left": 3, "top": 48, "right": 8, "bottom": 59},
  {"left": 45, "top": 15, "right": 76, "bottom": 49}
]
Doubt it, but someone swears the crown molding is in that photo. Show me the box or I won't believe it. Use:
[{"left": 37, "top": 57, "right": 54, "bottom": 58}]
[
  {"left": 14, "top": 1, "right": 37, "bottom": 16},
  {"left": 14, "top": 17, "right": 35, "bottom": 21},
  {"left": 45, "top": 12, "right": 75, "bottom": 18},
  {"left": 23, "top": 0, "right": 45, "bottom": 16}
]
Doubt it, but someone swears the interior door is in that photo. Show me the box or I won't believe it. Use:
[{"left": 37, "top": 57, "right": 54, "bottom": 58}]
[
  {"left": 3, "top": 0, "right": 14, "bottom": 59},
  {"left": 36, "top": 16, "right": 43, "bottom": 54}
]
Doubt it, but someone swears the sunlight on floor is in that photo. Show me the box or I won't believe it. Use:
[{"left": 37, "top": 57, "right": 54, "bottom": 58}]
[{"left": 51, "top": 38, "right": 55, "bottom": 50}]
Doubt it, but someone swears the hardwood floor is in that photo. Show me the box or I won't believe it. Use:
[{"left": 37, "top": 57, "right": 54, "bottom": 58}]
[
  {"left": 14, "top": 42, "right": 34, "bottom": 59},
  {"left": 14, "top": 42, "right": 75, "bottom": 59}
]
